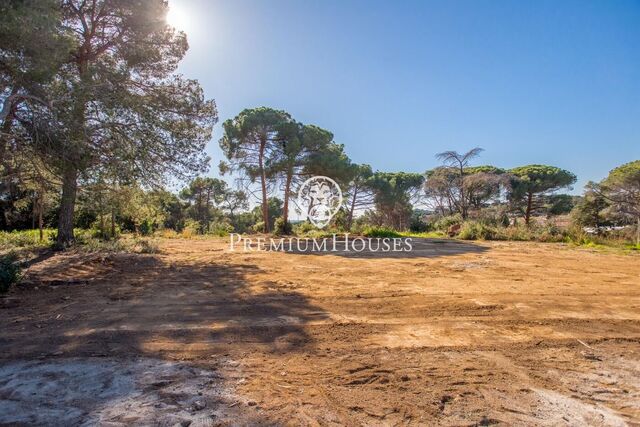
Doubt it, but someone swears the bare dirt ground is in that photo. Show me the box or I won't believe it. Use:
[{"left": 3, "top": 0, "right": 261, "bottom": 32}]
[{"left": 1, "top": 237, "right": 639, "bottom": 426}]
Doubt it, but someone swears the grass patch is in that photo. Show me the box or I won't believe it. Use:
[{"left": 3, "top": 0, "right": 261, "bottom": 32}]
[
  {"left": 400, "top": 230, "right": 446, "bottom": 238},
  {"left": 0, "top": 229, "right": 56, "bottom": 250},
  {"left": 1, "top": 229, "right": 162, "bottom": 255},
  {"left": 362, "top": 226, "right": 402, "bottom": 238}
]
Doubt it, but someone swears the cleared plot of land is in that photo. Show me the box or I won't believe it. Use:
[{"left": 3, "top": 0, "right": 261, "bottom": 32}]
[{"left": 1, "top": 238, "right": 639, "bottom": 426}]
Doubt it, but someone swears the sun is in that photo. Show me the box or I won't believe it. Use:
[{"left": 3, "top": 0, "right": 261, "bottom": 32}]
[{"left": 166, "top": 4, "right": 188, "bottom": 31}]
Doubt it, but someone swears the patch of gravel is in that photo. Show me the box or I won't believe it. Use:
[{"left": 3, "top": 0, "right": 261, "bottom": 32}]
[
  {"left": 533, "top": 389, "right": 628, "bottom": 427},
  {"left": 0, "top": 358, "right": 239, "bottom": 426}
]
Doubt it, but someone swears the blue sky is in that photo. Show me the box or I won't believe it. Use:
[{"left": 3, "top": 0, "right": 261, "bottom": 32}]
[{"left": 171, "top": 0, "right": 640, "bottom": 194}]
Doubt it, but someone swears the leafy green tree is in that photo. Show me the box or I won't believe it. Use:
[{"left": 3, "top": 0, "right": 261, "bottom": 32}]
[
  {"left": 250, "top": 197, "right": 283, "bottom": 231},
  {"left": 230, "top": 211, "right": 257, "bottom": 234},
  {"left": 507, "top": 165, "right": 576, "bottom": 224},
  {"left": 220, "top": 107, "right": 293, "bottom": 233},
  {"left": 571, "top": 185, "right": 610, "bottom": 228},
  {"left": 424, "top": 164, "right": 504, "bottom": 217},
  {"left": 5, "top": 0, "right": 216, "bottom": 247},
  {"left": 299, "top": 140, "right": 355, "bottom": 228},
  {"left": 463, "top": 166, "right": 505, "bottom": 210},
  {"left": 599, "top": 160, "right": 640, "bottom": 244},
  {"left": 180, "top": 177, "right": 228, "bottom": 234},
  {"left": 221, "top": 189, "right": 249, "bottom": 221},
  {"left": 154, "top": 190, "right": 187, "bottom": 231},
  {"left": 344, "top": 164, "right": 374, "bottom": 231},
  {"left": 272, "top": 123, "right": 334, "bottom": 230},
  {"left": 370, "top": 172, "right": 425, "bottom": 229},
  {"left": 302, "top": 141, "right": 354, "bottom": 185},
  {"left": 0, "top": 0, "right": 67, "bottom": 127},
  {"left": 546, "top": 194, "right": 578, "bottom": 216},
  {"left": 434, "top": 147, "right": 484, "bottom": 219},
  {"left": 1, "top": 0, "right": 67, "bottom": 233},
  {"left": 424, "top": 167, "right": 458, "bottom": 216}
]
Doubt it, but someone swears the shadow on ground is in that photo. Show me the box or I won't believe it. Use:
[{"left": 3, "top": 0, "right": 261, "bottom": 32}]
[
  {"left": 270, "top": 237, "right": 488, "bottom": 259},
  {"left": 2, "top": 253, "right": 327, "bottom": 358},
  {"left": 0, "top": 250, "right": 327, "bottom": 425}
]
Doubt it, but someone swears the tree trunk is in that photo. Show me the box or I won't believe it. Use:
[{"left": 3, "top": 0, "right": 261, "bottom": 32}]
[
  {"left": 282, "top": 169, "right": 293, "bottom": 231},
  {"left": 204, "top": 190, "right": 211, "bottom": 233},
  {"left": 38, "top": 196, "right": 44, "bottom": 242},
  {"left": 258, "top": 139, "right": 269, "bottom": 233},
  {"left": 0, "top": 88, "right": 18, "bottom": 163},
  {"left": 524, "top": 192, "right": 533, "bottom": 225},
  {"left": 111, "top": 208, "right": 116, "bottom": 239},
  {"left": 32, "top": 192, "right": 36, "bottom": 230},
  {"left": 347, "top": 186, "right": 358, "bottom": 231},
  {"left": 459, "top": 163, "right": 467, "bottom": 219},
  {"left": 56, "top": 166, "right": 78, "bottom": 248},
  {"left": 100, "top": 211, "right": 105, "bottom": 235}
]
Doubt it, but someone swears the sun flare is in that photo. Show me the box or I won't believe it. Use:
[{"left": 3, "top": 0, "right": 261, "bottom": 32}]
[{"left": 166, "top": 4, "right": 188, "bottom": 31}]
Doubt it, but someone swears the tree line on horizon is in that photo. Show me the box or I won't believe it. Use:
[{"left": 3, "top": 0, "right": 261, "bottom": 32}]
[{"left": 1, "top": 1, "right": 639, "bottom": 247}]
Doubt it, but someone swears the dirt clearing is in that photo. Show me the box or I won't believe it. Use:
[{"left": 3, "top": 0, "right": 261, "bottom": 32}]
[{"left": 1, "top": 238, "right": 639, "bottom": 425}]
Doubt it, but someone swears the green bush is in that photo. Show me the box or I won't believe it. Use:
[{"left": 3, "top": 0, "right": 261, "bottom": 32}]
[
  {"left": 138, "top": 219, "right": 154, "bottom": 236},
  {"left": 496, "top": 224, "right": 534, "bottom": 241},
  {"left": 409, "top": 216, "right": 430, "bottom": 233},
  {"left": 453, "top": 221, "right": 569, "bottom": 242},
  {"left": 0, "top": 253, "right": 21, "bottom": 293},
  {"left": 535, "top": 224, "right": 566, "bottom": 243},
  {"left": 90, "top": 219, "right": 120, "bottom": 240},
  {"left": 433, "top": 214, "right": 463, "bottom": 232},
  {"left": 208, "top": 221, "right": 234, "bottom": 237},
  {"left": 473, "top": 208, "right": 510, "bottom": 228},
  {"left": 457, "top": 221, "right": 498, "bottom": 240},
  {"left": 362, "top": 226, "right": 402, "bottom": 238},
  {"left": 181, "top": 219, "right": 201, "bottom": 237},
  {"left": 293, "top": 221, "right": 316, "bottom": 236},
  {"left": 251, "top": 221, "right": 266, "bottom": 233},
  {"left": 0, "top": 229, "right": 56, "bottom": 249},
  {"left": 273, "top": 217, "right": 292, "bottom": 235},
  {"left": 563, "top": 226, "right": 601, "bottom": 246}
]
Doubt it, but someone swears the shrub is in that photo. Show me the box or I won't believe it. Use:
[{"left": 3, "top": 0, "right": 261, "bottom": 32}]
[
  {"left": 535, "top": 223, "right": 566, "bottom": 243},
  {"left": 409, "top": 215, "right": 430, "bottom": 233},
  {"left": 563, "top": 226, "right": 600, "bottom": 246},
  {"left": 89, "top": 218, "right": 121, "bottom": 240},
  {"left": 132, "top": 237, "right": 160, "bottom": 254},
  {"left": 293, "top": 221, "right": 316, "bottom": 236},
  {"left": 181, "top": 219, "right": 201, "bottom": 238},
  {"left": 138, "top": 219, "right": 154, "bottom": 236},
  {"left": 473, "top": 207, "right": 510, "bottom": 228},
  {"left": 362, "top": 226, "right": 402, "bottom": 238},
  {"left": 0, "top": 252, "right": 21, "bottom": 293},
  {"left": 208, "top": 221, "right": 234, "bottom": 237},
  {"left": 496, "top": 224, "right": 533, "bottom": 241},
  {"left": 0, "top": 229, "right": 55, "bottom": 249},
  {"left": 457, "top": 221, "right": 498, "bottom": 240},
  {"left": 433, "top": 214, "right": 463, "bottom": 232},
  {"left": 156, "top": 229, "right": 179, "bottom": 239},
  {"left": 273, "top": 217, "right": 292, "bottom": 235},
  {"left": 251, "top": 221, "right": 266, "bottom": 233},
  {"left": 75, "top": 237, "right": 129, "bottom": 253}
]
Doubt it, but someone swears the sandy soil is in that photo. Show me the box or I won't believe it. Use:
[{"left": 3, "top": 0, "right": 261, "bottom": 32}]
[{"left": 1, "top": 237, "right": 639, "bottom": 426}]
